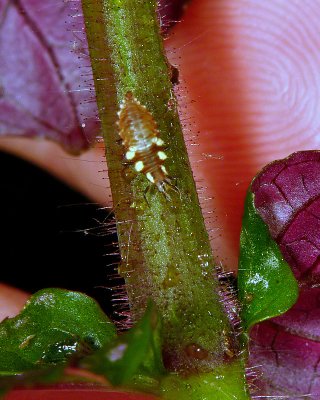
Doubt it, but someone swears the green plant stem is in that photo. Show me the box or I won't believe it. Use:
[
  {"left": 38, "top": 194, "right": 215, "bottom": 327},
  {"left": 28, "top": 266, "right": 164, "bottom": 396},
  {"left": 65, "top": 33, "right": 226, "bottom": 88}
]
[{"left": 81, "top": 0, "right": 248, "bottom": 393}]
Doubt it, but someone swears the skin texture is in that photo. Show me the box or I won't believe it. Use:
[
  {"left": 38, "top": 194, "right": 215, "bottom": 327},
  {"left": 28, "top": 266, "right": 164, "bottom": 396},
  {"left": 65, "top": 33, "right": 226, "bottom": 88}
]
[{"left": 0, "top": 0, "right": 319, "bottom": 397}]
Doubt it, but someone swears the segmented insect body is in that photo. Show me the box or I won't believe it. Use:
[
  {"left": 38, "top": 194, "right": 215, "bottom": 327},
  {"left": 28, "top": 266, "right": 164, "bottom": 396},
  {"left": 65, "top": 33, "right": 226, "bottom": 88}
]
[{"left": 118, "top": 91, "right": 172, "bottom": 196}]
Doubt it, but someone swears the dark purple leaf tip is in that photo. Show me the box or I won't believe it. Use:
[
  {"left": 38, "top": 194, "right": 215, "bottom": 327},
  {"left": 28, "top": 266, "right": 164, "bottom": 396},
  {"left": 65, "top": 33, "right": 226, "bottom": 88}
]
[
  {"left": 0, "top": 0, "right": 100, "bottom": 153},
  {"left": 251, "top": 151, "right": 320, "bottom": 281},
  {"left": 157, "top": 0, "right": 190, "bottom": 33}
]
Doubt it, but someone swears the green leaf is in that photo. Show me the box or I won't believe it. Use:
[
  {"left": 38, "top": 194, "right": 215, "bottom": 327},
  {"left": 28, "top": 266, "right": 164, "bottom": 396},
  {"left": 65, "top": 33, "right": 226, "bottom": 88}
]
[
  {"left": 0, "top": 288, "right": 116, "bottom": 374},
  {"left": 82, "top": 301, "right": 165, "bottom": 389},
  {"left": 238, "top": 191, "right": 299, "bottom": 330}
]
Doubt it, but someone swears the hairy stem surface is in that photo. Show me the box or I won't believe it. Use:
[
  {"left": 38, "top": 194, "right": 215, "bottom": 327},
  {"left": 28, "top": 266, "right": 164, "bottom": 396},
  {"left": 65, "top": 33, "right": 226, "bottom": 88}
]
[{"left": 82, "top": 2, "right": 247, "bottom": 392}]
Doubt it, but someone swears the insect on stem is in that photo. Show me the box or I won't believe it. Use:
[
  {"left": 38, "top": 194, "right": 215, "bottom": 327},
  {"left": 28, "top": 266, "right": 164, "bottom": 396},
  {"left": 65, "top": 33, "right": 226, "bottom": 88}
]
[{"left": 118, "top": 91, "right": 178, "bottom": 200}]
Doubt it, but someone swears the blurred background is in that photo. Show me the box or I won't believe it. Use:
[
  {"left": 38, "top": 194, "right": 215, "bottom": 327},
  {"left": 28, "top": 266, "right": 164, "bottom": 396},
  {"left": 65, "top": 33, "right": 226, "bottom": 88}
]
[{"left": 0, "top": 151, "right": 121, "bottom": 319}]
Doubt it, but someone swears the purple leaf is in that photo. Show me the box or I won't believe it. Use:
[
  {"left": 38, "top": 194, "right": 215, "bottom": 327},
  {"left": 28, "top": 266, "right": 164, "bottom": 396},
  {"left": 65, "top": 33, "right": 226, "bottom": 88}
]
[
  {"left": 252, "top": 151, "right": 320, "bottom": 281},
  {"left": 249, "top": 151, "right": 320, "bottom": 399},
  {"left": 0, "top": 0, "right": 99, "bottom": 153},
  {"left": 250, "top": 315, "right": 320, "bottom": 399}
]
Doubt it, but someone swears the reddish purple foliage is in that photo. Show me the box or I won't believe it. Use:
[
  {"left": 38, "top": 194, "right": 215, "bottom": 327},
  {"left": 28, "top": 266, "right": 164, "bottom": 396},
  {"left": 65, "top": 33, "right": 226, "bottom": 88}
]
[
  {"left": 252, "top": 151, "right": 320, "bottom": 281},
  {"left": 250, "top": 151, "right": 320, "bottom": 399},
  {"left": 0, "top": 0, "right": 99, "bottom": 153},
  {"left": 250, "top": 317, "right": 320, "bottom": 399}
]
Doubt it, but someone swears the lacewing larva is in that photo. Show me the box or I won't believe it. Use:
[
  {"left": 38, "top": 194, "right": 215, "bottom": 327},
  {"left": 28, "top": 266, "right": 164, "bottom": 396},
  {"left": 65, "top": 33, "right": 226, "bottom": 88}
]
[{"left": 118, "top": 91, "right": 175, "bottom": 199}]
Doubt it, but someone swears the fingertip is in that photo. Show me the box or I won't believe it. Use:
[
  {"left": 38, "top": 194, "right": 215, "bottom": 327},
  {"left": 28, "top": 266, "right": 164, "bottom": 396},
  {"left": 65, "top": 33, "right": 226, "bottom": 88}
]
[
  {"left": 0, "top": 284, "right": 29, "bottom": 321},
  {"left": 165, "top": 0, "right": 320, "bottom": 269}
]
